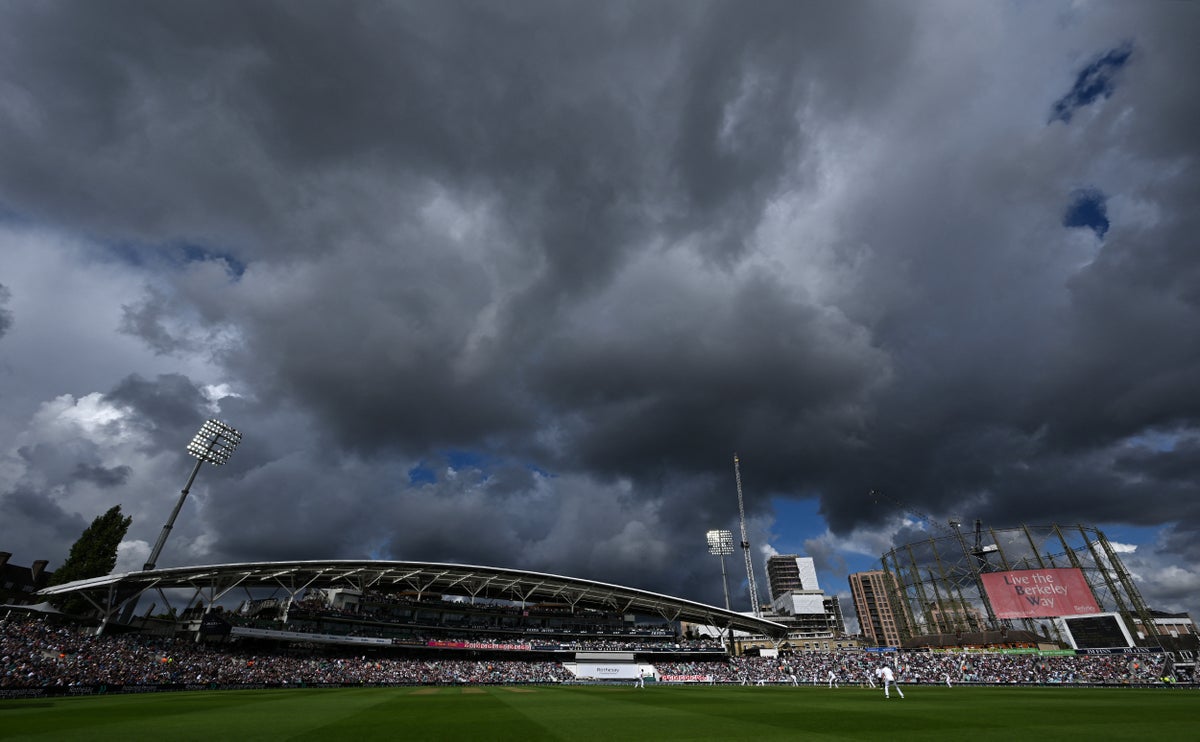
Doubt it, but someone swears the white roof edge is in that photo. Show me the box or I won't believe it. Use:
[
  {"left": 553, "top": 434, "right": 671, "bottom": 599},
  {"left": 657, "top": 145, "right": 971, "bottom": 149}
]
[{"left": 37, "top": 558, "right": 789, "bottom": 635}]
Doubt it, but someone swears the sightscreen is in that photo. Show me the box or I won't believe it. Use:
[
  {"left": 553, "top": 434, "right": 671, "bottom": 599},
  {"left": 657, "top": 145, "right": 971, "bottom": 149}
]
[{"left": 980, "top": 567, "right": 1100, "bottom": 619}]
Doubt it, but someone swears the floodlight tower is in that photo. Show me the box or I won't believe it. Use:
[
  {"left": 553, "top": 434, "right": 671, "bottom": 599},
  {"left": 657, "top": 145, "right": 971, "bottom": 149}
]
[
  {"left": 706, "top": 529, "right": 735, "bottom": 652},
  {"left": 732, "top": 454, "right": 762, "bottom": 617},
  {"left": 706, "top": 529, "right": 735, "bottom": 611},
  {"left": 143, "top": 419, "right": 241, "bottom": 571}
]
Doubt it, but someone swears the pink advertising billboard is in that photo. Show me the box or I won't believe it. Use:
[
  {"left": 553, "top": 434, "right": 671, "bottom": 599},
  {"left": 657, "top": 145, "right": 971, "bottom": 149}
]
[{"left": 980, "top": 568, "right": 1100, "bottom": 619}]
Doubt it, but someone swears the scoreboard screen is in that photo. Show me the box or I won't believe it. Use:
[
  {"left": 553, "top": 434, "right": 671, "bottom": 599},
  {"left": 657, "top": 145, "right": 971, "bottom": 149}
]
[{"left": 1061, "top": 613, "right": 1132, "bottom": 649}]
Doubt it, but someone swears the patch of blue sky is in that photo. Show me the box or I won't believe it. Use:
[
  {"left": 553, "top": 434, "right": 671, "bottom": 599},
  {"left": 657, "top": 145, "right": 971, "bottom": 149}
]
[
  {"left": 768, "top": 496, "right": 880, "bottom": 587},
  {"left": 1063, "top": 187, "right": 1109, "bottom": 238},
  {"left": 1123, "top": 429, "right": 1183, "bottom": 452},
  {"left": 525, "top": 461, "right": 555, "bottom": 478},
  {"left": 178, "top": 242, "right": 246, "bottom": 277},
  {"left": 99, "top": 238, "right": 246, "bottom": 277},
  {"left": 1091, "top": 523, "right": 1163, "bottom": 552},
  {"left": 407, "top": 462, "right": 437, "bottom": 485},
  {"left": 407, "top": 448, "right": 509, "bottom": 486},
  {"left": 444, "top": 449, "right": 492, "bottom": 471},
  {"left": 767, "top": 497, "right": 829, "bottom": 553},
  {"left": 1049, "top": 42, "right": 1133, "bottom": 124}
]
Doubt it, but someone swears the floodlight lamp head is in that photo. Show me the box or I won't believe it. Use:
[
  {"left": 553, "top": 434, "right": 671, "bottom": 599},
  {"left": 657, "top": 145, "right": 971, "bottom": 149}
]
[
  {"left": 186, "top": 418, "right": 242, "bottom": 466},
  {"left": 706, "top": 529, "right": 734, "bottom": 556}
]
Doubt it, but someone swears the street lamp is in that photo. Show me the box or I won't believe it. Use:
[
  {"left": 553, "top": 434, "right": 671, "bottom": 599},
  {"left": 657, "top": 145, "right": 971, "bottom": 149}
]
[{"left": 143, "top": 419, "right": 241, "bottom": 571}]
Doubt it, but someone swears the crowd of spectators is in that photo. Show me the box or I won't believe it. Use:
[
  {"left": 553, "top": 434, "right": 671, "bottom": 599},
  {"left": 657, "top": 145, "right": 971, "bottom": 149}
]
[
  {"left": 657, "top": 650, "right": 1180, "bottom": 686},
  {"left": 2, "top": 615, "right": 1189, "bottom": 691},
  {"left": 1, "top": 617, "right": 570, "bottom": 688}
]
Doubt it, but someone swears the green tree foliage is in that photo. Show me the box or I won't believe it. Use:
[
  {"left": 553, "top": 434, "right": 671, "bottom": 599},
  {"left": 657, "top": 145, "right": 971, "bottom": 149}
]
[{"left": 48, "top": 505, "right": 132, "bottom": 613}]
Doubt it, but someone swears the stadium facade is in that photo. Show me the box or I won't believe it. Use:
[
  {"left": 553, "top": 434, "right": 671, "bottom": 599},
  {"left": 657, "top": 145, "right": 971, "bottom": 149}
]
[{"left": 26, "top": 560, "right": 805, "bottom": 682}]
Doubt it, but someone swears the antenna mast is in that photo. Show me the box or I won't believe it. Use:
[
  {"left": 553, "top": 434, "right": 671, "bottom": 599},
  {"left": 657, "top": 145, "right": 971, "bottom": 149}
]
[{"left": 733, "top": 453, "right": 762, "bottom": 617}]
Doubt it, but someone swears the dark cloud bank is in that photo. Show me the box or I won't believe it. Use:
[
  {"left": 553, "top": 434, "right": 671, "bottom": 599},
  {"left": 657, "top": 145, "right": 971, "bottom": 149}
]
[{"left": 1, "top": 1, "right": 1199, "bottom": 618}]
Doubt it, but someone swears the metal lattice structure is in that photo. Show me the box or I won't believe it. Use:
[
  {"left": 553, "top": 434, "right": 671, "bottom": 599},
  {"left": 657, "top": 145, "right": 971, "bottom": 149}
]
[
  {"left": 880, "top": 523, "right": 1162, "bottom": 647},
  {"left": 732, "top": 454, "right": 762, "bottom": 617}
]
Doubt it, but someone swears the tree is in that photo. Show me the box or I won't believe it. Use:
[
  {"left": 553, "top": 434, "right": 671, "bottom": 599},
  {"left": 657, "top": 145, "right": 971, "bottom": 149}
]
[{"left": 49, "top": 505, "right": 132, "bottom": 613}]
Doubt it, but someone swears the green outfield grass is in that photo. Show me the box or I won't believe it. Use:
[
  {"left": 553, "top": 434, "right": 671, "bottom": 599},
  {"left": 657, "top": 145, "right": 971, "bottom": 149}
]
[{"left": 0, "top": 685, "right": 1195, "bottom": 741}]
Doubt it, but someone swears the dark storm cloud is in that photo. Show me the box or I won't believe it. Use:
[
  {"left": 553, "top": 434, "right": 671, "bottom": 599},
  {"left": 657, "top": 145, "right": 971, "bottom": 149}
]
[
  {"left": 0, "top": 284, "right": 12, "bottom": 338},
  {"left": 119, "top": 289, "right": 193, "bottom": 355},
  {"left": 68, "top": 0, "right": 905, "bottom": 492},
  {"left": 0, "top": 486, "right": 88, "bottom": 561},
  {"left": 0, "top": 0, "right": 669, "bottom": 263},
  {"left": 105, "top": 374, "right": 210, "bottom": 430},
  {"left": 532, "top": 271, "right": 889, "bottom": 481},
  {"left": 18, "top": 439, "right": 113, "bottom": 492},
  {"left": 1031, "top": 206, "right": 1200, "bottom": 454},
  {"left": 72, "top": 463, "right": 132, "bottom": 488},
  {"left": 1, "top": 0, "right": 1199, "bottom": 617},
  {"left": 1114, "top": 435, "right": 1200, "bottom": 483}
]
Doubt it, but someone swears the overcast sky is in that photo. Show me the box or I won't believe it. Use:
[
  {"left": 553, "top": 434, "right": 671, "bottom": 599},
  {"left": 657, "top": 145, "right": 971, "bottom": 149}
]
[{"left": 2, "top": 1, "right": 1198, "bottom": 629}]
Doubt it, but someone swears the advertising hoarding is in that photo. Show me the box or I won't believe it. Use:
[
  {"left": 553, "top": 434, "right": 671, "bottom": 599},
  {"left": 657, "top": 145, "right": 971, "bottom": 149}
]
[
  {"left": 575, "top": 663, "right": 642, "bottom": 680},
  {"left": 980, "top": 567, "right": 1099, "bottom": 619}
]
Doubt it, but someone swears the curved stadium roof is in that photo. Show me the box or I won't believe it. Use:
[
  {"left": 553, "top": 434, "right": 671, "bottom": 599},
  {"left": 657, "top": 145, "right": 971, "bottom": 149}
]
[{"left": 38, "top": 559, "right": 789, "bottom": 637}]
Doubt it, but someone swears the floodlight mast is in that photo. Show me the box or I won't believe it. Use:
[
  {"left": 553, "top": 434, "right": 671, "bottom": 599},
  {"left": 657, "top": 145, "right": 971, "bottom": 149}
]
[
  {"left": 732, "top": 454, "right": 762, "bottom": 617},
  {"left": 143, "top": 419, "right": 241, "bottom": 571},
  {"left": 706, "top": 529, "right": 735, "bottom": 611}
]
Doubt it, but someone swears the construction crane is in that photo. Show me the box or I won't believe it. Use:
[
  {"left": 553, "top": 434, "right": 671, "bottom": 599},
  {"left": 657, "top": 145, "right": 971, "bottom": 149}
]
[{"left": 733, "top": 453, "right": 763, "bottom": 617}]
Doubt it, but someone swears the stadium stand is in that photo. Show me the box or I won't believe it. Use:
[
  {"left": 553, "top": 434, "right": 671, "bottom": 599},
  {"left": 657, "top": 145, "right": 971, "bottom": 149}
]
[{"left": 2, "top": 614, "right": 1189, "bottom": 696}]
